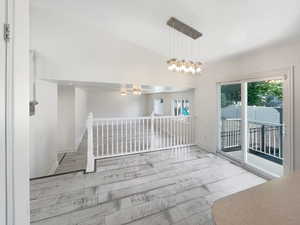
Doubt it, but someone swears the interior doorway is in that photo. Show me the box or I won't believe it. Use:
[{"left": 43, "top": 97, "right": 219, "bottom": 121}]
[
  {"left": 153, "top": 98, "right": 164, "bottom": 115},
  {"left": 217, "top": 71, "right": 293, "bottom": 178}
]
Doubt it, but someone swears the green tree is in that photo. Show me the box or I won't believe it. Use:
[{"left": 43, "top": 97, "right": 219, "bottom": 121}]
[
  {"left": 221, "top": 81, "right": 282, "bottom": 107},
  {"left": 247, "top": 81, "right": 282, "bottom": 106}
]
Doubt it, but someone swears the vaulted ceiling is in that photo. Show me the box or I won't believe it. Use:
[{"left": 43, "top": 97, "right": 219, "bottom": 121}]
[{"left": 31, "top": 0, "right": 300, "bottom": 62}]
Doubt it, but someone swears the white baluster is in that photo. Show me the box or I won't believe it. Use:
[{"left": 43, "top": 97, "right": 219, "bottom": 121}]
[
  {"left": 167, "top": 118, "right": 170, "bottom": 147},
  {"left": 121, "top": 119, "right": 123, "bottom": 154},
  {"left": 159, "top": 117, "right": 161, "bottom": 148},
  {"left": 96, "top": 122, "right": 99, "bottom": 156},
  {"left": 176, "top": 117, "right": 180, "bottom": 146},
  {"left": 147, "top": 118, "right": 149, "bottom": 150},
  {"left": 111, "top": 120, "right": 114, "bottom": 155},
  {"left": 86, "top": 112, "right": 95, "bottom": 173},
  {"left": 279, "top": 127, "right": 282, "bottom": 159},
  {"left": 139, "top": 119, "right": 141, "bottom": 152},
  {"left": 172, "top": 118, "right": 174, "bottom": 147},
  {"left": 116, "top": 120, "right": 120, "bottom": 154},
  {"left": 126, "top": 119, "right": 128, "bottom": 153},
  {"left": 151, "top": 115, "right": 154, "bottom": 151},
  {"left": 101, "top": 121, "right": 104, "bottom": 156},
  {"left": 130, "top": 119, "right": 132, "bottom": 153},
  {"left": 106, "top": 120, "right": 109, "bottom": 155},
  {"left": 142, "top": 119, "right": 145, "bottom": 151}
]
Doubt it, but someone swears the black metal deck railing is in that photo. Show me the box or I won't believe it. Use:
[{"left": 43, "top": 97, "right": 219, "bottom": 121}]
[{"left": 221, "top": 118, "right": 283, "bottom": 165}]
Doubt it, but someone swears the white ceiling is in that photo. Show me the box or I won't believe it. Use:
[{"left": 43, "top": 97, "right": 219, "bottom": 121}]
[{"left": 31, "top": 0, "right": 300, "bottom": 62}]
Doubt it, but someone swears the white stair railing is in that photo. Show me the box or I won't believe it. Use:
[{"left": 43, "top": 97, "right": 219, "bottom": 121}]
[
  {"left": 86, "top": 112, "right": 95, "bottom": 172},
  {"left": 86, "top": 114, "right": 195, "bottom": 172}
]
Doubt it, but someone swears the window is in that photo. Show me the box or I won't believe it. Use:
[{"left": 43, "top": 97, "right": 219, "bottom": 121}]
[{"left": 173, "top": 99, "right": 190, "bottom": 116}]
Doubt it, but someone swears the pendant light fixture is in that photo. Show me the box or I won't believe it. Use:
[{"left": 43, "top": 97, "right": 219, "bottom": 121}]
[
  {"left": 120, "top": 84, "right": 142, "bottom": 96},
  {"left": 132, "top": 84, "right": 142, "bottom": 95},
  {"left": 120, "top": 84, "right": 128, "bottom": 96},
  {"left": 166, "top": 17, "right": 203, "bottom": 75}
]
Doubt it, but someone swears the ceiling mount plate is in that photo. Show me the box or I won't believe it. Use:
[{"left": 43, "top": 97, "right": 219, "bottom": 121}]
[{"left": 167, "top": 17, "right": 202, "bottom": 40}]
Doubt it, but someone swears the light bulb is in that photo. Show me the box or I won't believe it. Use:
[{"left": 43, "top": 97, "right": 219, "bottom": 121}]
[
  {"left": 180, "top": 64, "right": 185, "bottom": 72},
  {"left": 170, "top": 64, "right": 176, "bottom": 70},
  {"left": 191, "top": 68, "right": 196, "bottom": 74},
  {"left": 133, "top": 90, "right": 141, "bottom": 95},
  {"left": 196, "top": 67, "right": 202, "bottom": 73},
  {"left": 183, "top": 66, "right": 189, "bottom": 73}
]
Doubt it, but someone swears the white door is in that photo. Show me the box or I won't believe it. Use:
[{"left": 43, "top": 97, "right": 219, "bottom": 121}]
[
  {"left": 153, "top": 99, "right": 164, "bottom": 115},
  {"left": 1, "top": 0, "right": 8, "bottom": 223}
]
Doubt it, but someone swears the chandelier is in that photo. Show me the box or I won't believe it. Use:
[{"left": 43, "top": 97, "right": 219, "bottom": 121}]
[
  {"left": 167, "top": 58, "right": 202, "bottom": 74},
  {"left": 120, "top": 87, "right": 128, "bottom": 96},
  {"left": 132, "top": 84, "right": 142, "bottom": 95},
  {"left": 166, "top": 17, "right": 203, "bottom": 75},
  {"left": 120, "top": 84, "right": 142, "bottom": 96}
]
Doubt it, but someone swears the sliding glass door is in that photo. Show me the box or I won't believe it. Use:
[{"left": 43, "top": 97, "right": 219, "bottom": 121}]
[
  {"left": 246, "top": 79, "right": 283, "bottom": 176},
  {"left": 219, "top": 83, "right": 242, "bottom": 162},
  {"left": 218, "top": 75, "right": 291, "bottom": 177}
]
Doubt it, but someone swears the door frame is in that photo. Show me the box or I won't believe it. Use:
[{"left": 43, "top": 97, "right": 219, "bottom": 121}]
[
  {"left": 0, "top": 0, "right": 7, "bottom": 223},
  {"left": 216, "top": 66, "right": 294, "bottom": 177},
  {"left": 1, "top": 0, "right": 16, "bottom": 224}
]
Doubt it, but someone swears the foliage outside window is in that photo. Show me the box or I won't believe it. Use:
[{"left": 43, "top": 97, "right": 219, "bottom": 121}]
[{"left": 221, "top": 80, "right": 283, "bottom": 108}]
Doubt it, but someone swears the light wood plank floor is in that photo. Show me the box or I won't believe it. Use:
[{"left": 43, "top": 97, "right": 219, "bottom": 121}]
[
  {"left": 55, "top": 134, "right": 87, "bottom": 174},
  {"left": 55, "top": 126, "right": 176, "bottom": 175},
  {"left": 31, "top": 146, "right": 265, "bottom": 225}
]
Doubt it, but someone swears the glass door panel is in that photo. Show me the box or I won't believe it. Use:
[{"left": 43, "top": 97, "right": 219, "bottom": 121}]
[
  {"left": 246, "top": 79, "right": 284, "bottom": 177},
  {"left": 219, "top": 83, "right": 242, "bottom": 162}
]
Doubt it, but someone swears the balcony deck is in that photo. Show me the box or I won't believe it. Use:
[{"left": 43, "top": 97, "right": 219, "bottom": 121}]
[{"left": 222, "top": 147, "right": 283, "bottom": 165}]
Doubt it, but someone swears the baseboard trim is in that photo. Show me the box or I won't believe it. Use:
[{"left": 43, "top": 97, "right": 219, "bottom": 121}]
[
  {"left": 30, "top": 169, "right": 85, "bottom": 181},
  {"left": 195, "top": 143, "right": 215, "bottom": 153}
]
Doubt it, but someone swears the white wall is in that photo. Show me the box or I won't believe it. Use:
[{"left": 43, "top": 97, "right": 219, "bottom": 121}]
[
  {"left": 87, "top": 88, "right": 148, "bottom": 118},
  {"left": 30, "top": 84, "right": 87, "bottom": 170},
  {"left": 13, "top": 0, "right": 30, "bottom": 223},
  {"left": 194, "top": 39, "right": 300, "bottom": 170},
  {"left": 147, "top": 90, "right": 195, "bottom": 116},
  {"left": 30, "top": 80, "right": 58, "bottom": 178},
  {"left": 58, "top": 85, "right": 75, "bottom": 152},
  {"left": 75, "top": 87, "right": 88, "bottom": 148}
]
